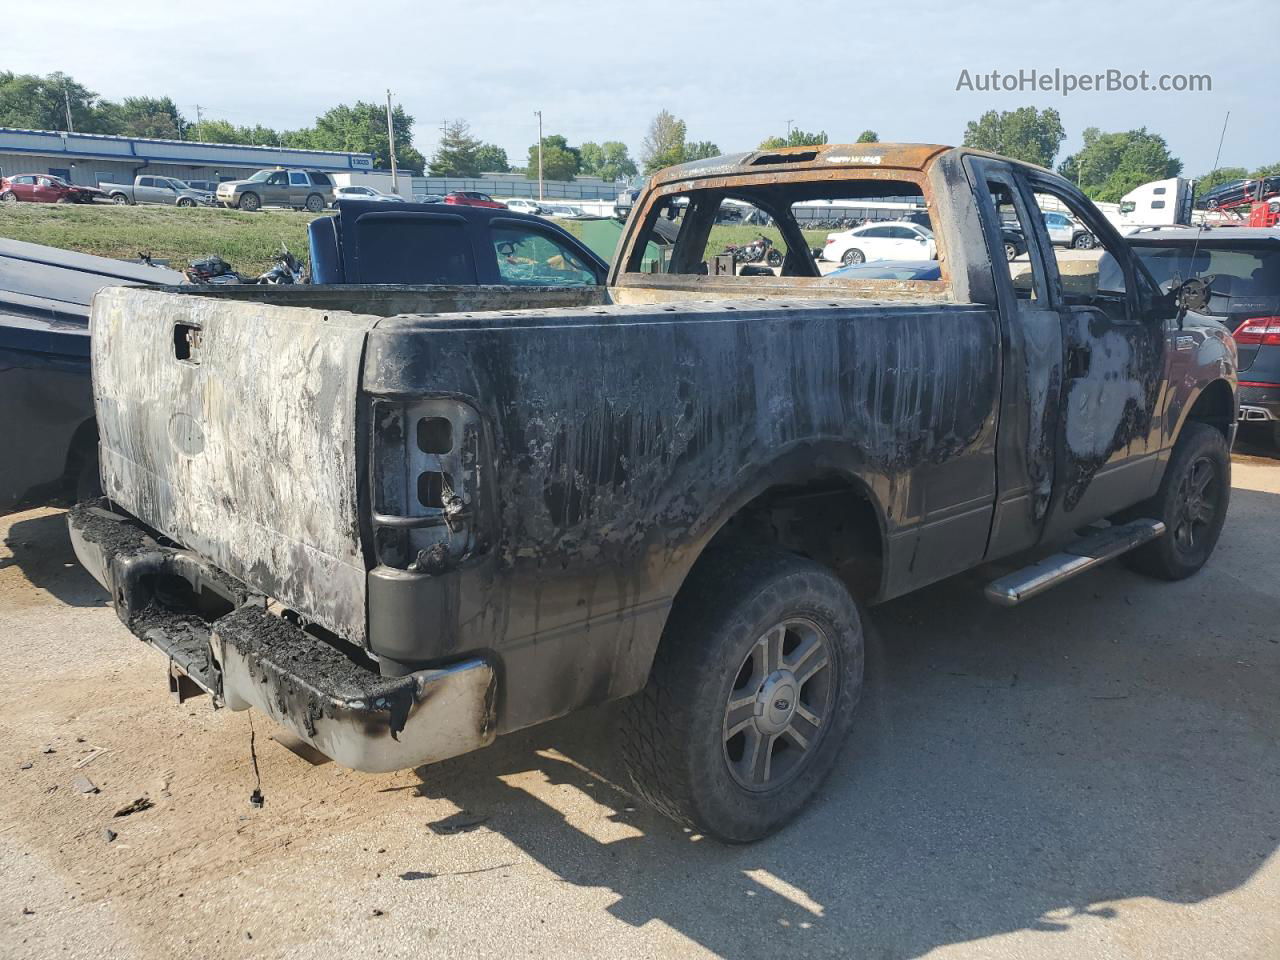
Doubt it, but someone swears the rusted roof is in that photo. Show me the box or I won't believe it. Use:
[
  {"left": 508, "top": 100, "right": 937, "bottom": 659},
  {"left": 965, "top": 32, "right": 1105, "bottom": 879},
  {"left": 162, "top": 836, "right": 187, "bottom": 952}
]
[{"left": 650, "top": 143, "right": 954, "bottom": 185}]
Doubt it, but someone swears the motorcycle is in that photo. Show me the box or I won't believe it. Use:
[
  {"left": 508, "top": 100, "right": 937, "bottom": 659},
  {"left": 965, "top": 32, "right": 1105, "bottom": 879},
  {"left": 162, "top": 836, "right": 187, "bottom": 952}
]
[
  {"left": 184, "top": 244, "right": 306, "bottom": 286},
  {"left": 721, "top": 233, "right": 783, "bottom": 268}
]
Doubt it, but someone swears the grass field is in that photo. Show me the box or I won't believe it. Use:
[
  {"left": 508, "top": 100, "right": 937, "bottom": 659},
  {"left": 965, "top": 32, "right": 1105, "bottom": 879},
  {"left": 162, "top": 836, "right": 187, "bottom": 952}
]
[
  {"left": 0, "top": 202, "right": 837, "bottom": 275},
  {"left": 0, "top": 203, "right": 322, "bottom": 274}
]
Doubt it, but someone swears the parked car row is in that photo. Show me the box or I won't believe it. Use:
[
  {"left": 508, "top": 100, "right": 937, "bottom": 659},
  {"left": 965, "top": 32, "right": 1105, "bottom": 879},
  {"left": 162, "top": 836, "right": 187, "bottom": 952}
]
[{"left": 1, "top": 171, "right": 607, "bottom": 221}]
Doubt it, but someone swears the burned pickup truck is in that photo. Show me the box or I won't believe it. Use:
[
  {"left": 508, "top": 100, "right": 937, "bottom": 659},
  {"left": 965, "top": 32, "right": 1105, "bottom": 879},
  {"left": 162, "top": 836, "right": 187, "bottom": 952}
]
[{"left": 69, "top": 143, "right": 1236, "bottom": 842}]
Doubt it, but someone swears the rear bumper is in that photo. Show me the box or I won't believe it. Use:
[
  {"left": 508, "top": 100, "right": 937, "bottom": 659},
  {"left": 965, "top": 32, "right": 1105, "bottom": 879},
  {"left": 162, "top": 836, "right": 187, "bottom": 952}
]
[
  {"left": 67, "top": 499, "right": 496, "bottom": 773},
  {"left": 1238, "top": 383, "right": 1280, "bottom": 422}
]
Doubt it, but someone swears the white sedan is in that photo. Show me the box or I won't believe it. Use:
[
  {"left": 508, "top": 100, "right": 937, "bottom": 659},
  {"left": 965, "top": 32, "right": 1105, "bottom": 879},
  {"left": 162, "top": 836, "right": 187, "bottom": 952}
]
[
  {"left": 331, "top": 185, "right": 405, "bottom": 206},
  {"left": 820, "top": 221, "right": 936, "bottom": 266},
  {"left": 505, "top": 198, "right": 543, "bottom": 215}
]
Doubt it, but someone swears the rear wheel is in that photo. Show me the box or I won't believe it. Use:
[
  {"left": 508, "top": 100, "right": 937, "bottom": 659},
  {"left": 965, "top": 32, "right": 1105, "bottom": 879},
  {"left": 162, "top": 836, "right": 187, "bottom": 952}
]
[
  {"left": 110, "top": 193, "right": 128, "bottom": 205},
  {"left": 238, "top": 192, "right": 261, "bottom": 212},
  {"left": 1122, "top": 422, "right": 1230, "bottom": 580},
  {"left": 1073, "top": 232, "right": 1096, "bottom": 250},
  {"left": 841, "top": 248, "right": 864, "bottom": 266},
  {"left": 620, "top": 548, "right": 864, "bottom": 842},
  {"left": 1004, "top": 241, "right": 1018, "bottom": 261},
  {"left": 305, "top": 193, "right": 325, "bottom": 213}
]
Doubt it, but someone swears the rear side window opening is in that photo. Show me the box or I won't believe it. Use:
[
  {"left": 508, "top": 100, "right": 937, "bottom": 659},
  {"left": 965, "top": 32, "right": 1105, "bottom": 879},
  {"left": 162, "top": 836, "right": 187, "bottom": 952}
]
[
  {"left": 353, "top": 215, "right": 477, "bottom": 285},
  {"left": 621, "top": 175, "right": 946, "bottom": 295}
]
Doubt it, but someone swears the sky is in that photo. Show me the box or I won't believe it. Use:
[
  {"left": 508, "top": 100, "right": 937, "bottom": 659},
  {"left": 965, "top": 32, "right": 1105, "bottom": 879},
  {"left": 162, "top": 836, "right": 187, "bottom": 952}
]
[{"left": 9, "top": 0, "right": 1275, "bottom": 177}]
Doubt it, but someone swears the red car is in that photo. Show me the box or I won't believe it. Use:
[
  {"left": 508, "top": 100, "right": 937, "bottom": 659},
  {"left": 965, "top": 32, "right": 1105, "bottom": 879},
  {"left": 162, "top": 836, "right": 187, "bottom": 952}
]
[
  {"left": 443, "top": 190, "right": 505, "bottom": 209},
  {"left": 0, "top": 174, "right": 104, "bottom": 204}
]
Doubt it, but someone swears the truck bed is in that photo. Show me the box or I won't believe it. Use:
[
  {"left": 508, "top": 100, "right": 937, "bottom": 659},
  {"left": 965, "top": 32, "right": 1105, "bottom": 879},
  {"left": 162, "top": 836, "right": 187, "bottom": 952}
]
[{"left": 92, "top": 282, "right": 992, "bottom": 667}]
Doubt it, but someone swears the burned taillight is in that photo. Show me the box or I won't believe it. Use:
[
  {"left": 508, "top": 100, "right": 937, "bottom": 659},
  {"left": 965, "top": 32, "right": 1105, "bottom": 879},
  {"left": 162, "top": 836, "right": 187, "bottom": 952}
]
[
  {"left": 370, "top": 398, "right": 483, "bottom": 572},
  {"left": 1233, "top": 317, "right": 1280, "bottom": 346}
]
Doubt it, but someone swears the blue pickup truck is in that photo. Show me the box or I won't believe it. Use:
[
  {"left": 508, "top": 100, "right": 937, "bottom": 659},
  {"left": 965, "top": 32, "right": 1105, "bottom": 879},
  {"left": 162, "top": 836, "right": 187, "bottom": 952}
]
[{"left": 308, "top": 200, "right": 608, "bottom": 285}]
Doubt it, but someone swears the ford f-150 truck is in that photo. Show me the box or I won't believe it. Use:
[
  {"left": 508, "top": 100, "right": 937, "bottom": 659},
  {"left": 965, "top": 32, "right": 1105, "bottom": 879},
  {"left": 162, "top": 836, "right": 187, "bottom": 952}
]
[
  {"left": 101, "top": 175, "right": 215, "bottom": 207},
  {"left": 68, "top": 143, "right": 1237, "bottom": 842}
]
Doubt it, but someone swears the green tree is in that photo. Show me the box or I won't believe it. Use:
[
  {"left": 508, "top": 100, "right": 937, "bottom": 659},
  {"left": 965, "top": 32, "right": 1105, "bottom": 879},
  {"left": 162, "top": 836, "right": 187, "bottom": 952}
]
[
  {"left": 856, "top": 129, "right": 879, "bottom": 143},
  {"left": 641, "top": 110, "right": 688, "bottom": 173},
  {"left": 759, "top": 128, "right": 828, "bottom": 149},
  {"left": 1058, "top": 127, "right": 1183, "bottom": 202},
  {"left": 0, "top": 70, "right": 114, "bottom": 133},
  {"left": 187, "top": 119, "right": 249, "bottom": 144},
  {"left": 429, "top": 119, "right": 482, "bottom": 176},
  {"left": 684, "top": 140, "right": 720, "bottom": 161},
  {"left": 306, "top": 101, "right": 423, "bottom": 172},
  {"left": 1250, "top": 162, "right": 1280, "bottom": 178},
  {"left": 475, "top": 143, "right": 510, "bottom": 173},
  {"left": 103, "top": 96, "right": 185, "bottom": 139},
  {"left": 580, "top": 140, "right": 637, "bottom": 181},
  {"left": 962, "top": 106, "right": 1065, "bottom": 168},
  {"left": 527, "top": 134, "right": 580, "bottom": 181}
]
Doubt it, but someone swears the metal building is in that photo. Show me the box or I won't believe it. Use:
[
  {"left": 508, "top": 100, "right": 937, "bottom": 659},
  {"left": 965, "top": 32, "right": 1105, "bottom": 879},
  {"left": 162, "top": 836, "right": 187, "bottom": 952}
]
[{"left": 0, "top": 127, "right": 373, "bottom": 188}]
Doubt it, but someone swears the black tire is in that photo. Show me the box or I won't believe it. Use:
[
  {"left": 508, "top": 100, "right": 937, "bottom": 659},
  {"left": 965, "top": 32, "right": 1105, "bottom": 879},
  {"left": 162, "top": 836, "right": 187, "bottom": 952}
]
[
  {"left": 841, "top": 248, "right": 864, "bottom": 266},
  {"left": 177, "top": 197, "right": 195, "bottom": 208},
  {"left": 1, "top": 191, "right": 17, "bottom": 204},
  {"left": 620, "top": 548, "right": 864, "bottom": 842},
  {"left": 305, "top": 193, "right": 325, "bottom": 213},
  {"left": 110, "top": 193, "right": 129, "bottom": 205},
  {"left": 238, "top": 192, "right": 261, "bottom": 212},
  {"left": 766, "top": 249, "right": 783, "bottom": 268},
  {"left": 1122, "top": 422, "right": 1230, "bottom": 580},
  {"left": 1004, "top": 241, "right": 1018, "bottom": 262},
  {"left": 1072, "top": 232, "right": 1096, "bottom": 250}
]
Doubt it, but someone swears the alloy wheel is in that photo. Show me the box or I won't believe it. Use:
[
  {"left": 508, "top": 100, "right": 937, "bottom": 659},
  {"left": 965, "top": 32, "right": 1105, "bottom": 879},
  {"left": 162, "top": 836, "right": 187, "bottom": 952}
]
[
  {"left": 1172, "top": 455, "right": 1219, "bottom": 553},
  {"left": 722, "top": 618, "right": 834, "bottom": 792}
]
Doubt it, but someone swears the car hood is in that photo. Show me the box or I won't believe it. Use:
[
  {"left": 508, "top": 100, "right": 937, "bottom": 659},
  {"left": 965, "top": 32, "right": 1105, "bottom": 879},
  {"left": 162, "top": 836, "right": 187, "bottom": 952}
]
[{"left": 217, "top": 179, "right": 256, "bottom": 190}]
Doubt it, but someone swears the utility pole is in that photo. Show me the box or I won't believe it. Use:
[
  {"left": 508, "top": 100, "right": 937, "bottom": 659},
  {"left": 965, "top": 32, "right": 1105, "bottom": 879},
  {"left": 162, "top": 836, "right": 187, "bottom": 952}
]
[
  {"left": 785, "top": 119, "right": 794, "bottom": 139},
  {"left": 64, "top": 84, "right": 74, "bottom": 133},
  {"left": 534, "top": 110, "right": 544, "bottom": 202},
  {"left": 195, "top": 104, "right": 204, "bottom": 125},
  {"left": 385, "top": 89, "right": 399, "bottom": 195}
]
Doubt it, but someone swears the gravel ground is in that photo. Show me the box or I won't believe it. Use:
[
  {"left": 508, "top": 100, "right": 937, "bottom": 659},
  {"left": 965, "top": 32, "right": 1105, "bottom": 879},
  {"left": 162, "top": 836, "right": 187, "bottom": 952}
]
[{"left": 1, "top": 444, "right": 1276, "bottom": 960}]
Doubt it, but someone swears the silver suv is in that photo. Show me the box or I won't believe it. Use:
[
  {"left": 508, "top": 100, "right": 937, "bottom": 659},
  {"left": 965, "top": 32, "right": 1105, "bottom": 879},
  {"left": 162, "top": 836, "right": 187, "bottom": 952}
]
[{"left": 216, "top": 169, "right": 336, "bottom": 212}]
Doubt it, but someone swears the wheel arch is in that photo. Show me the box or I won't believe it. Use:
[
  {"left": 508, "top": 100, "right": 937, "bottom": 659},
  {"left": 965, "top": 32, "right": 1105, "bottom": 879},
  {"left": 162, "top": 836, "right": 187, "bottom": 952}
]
[
  {"left": 62, "top": 415, "right": 99, "bottom": 494},
  {"left": 660, "top": 444, "right": 892, "bottom": 619},
  {"left": 1175, "top": 377, "right": 1236, "bottom": 444}
]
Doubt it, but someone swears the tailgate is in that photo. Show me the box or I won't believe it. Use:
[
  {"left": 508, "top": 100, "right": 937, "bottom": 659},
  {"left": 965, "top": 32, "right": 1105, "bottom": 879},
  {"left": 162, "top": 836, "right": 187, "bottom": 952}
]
[{"left": 92, "top": 287, "right": 377, "bottom": 645}]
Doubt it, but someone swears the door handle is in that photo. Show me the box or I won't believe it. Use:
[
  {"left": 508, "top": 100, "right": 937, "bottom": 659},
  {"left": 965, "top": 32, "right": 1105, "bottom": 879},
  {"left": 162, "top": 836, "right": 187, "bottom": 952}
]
[{"left": 1066, "top": 345, "right": 1091, "bottom": 378}]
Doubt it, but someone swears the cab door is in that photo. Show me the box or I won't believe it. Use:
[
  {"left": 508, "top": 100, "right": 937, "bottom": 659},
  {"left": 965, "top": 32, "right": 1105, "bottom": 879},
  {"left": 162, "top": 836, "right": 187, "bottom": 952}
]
[
  {"left": 263, "top": 171, "right": 290, "bottom": 205},
  {"left": 32, "top": 177, "right": 60, "bottom": 203},
  {"left": 1021, "top": 173, "right": 1167, "bottom": 540},
  {"left": 288, "top": 171, "right": 310, "bottom": 206},
  {"left": 11, "top": 176, "right": 37, "bottom": 201}
]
